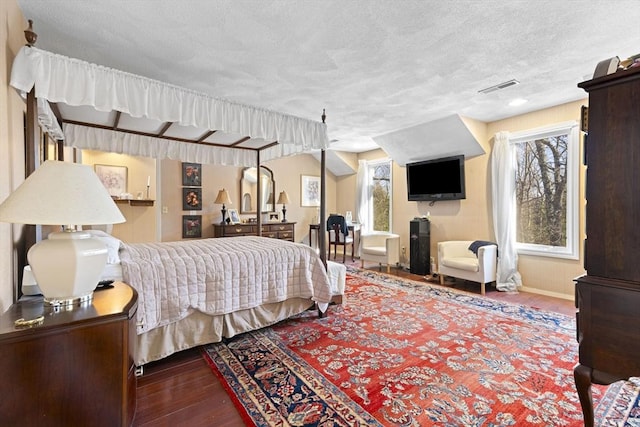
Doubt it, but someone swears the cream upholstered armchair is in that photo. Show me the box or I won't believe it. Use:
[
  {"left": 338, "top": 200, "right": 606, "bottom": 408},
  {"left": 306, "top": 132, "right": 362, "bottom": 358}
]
[
  {"left": 360, "top": 233, "right": 400, "bottom": 273},
  {"left": 437, "top": 240, "right": 497, "bottom": 295}
]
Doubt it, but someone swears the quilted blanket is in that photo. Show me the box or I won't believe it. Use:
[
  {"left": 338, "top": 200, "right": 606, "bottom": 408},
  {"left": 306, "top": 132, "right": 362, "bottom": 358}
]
[{"left": 119, "top": 236, "right": 333, "bottom": 334}]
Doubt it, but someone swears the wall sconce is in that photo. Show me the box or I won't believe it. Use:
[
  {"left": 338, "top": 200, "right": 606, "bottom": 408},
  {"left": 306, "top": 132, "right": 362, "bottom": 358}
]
[
  {"left": 0, "top": 160, "right": 125, "bottom": 307},
  {"left": 276, "top": 191, "right": 290, "bottom": 223},
  {"left": 214, "top": 188, "right": 232, "bottom": 224}
]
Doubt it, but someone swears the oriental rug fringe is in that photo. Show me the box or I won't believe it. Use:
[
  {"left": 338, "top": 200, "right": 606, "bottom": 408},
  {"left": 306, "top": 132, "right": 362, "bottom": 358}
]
[{"left": 203, "top": 268, "right": 634, "bottom": 426}]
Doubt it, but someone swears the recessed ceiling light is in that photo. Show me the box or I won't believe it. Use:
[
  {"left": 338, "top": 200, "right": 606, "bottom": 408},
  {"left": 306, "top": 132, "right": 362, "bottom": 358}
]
[{"left": 509, "top": 98, "right": 528, "bottom": 107}]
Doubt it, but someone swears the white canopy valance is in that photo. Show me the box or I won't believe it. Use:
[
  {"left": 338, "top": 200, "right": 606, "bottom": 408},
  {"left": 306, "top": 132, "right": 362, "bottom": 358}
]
[{"left": 10, "top": 46, "right": 328, "bottom": 166}]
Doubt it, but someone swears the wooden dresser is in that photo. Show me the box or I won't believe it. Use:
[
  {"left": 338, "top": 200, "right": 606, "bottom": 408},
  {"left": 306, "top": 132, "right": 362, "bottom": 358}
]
[
  {"left": 574, "top": 65, "right": 640, "bottom": 427},
  {"left": 213, "top": 221, "right": 296, "bottom": 241},
  {"left": 0, "top": 282, "right": 138, "bottom": 427}
]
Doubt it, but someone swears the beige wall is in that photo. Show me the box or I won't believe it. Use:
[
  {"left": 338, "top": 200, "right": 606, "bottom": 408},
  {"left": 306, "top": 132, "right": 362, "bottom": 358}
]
[
  {"left": 0, "top": 0, "right": 587, "bottom": 307},
  {"left": 338, "top": 128, "right": 494, "bottom": 271},
  {"left": 159, "top": 159, "right": 237, "bottom": 241},
  {"left": 81, "top": 150, "right": 158, "bottom": 243},
  {"left": 0, "top": 0, "right": 27, "bottom": 312},
  {"left": 265, "top": 154, "right": 338, "bottom": 244},
  {"left": 486, "top": 99, "right": 587, "bottom": 299},
  {"left": 159, "top": 153, "right": 337, "bottom": 244},
  {"left": 335, "top": 101, "right": 587, "bottom": 300},
  {"left": 73, "top": 151, "right": 337, "bottom": 245}
]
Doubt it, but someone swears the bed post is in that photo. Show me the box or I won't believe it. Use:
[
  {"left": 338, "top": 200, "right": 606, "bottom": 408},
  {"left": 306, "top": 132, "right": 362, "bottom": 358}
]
[
  {"left": 17, "top": 21, "right": 43, "bottom": 301},
  {"left": 256, "top": 149, "right": 262, "bottom": 235},
  {"left": 317, "top": 111, "right": 328, "bottom": 318},
  {"left": 319, "top": 109, "right": 327, "bottom": 267}
]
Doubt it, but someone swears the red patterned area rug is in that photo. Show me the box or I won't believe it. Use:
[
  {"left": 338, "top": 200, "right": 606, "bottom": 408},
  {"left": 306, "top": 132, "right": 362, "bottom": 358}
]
[
  {"left": 595, "top": 377, "right": 640, "bottom": 426},
  {"left": 203, "top": 268, "right": 617, "bottom": 426}
]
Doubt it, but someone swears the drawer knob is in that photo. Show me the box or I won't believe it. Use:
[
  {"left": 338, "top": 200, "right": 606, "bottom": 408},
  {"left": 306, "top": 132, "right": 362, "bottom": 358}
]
[{"left": 235, "top": 228, "right": 242, "bottom": 233}]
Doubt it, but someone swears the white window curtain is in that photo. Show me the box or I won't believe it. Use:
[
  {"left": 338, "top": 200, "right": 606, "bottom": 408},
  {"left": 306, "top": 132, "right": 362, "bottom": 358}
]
[
  {"left": 491, "top": 131, "right": 522, "bottom": 292},
  {"left": 355, "top": 159, "right": 369, "bottom": 255}
]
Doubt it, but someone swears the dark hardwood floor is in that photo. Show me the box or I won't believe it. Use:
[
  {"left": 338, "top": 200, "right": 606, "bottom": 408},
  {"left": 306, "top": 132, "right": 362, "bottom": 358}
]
[{"left": 134, "top": 261, "right": 575, "bottom": 426}]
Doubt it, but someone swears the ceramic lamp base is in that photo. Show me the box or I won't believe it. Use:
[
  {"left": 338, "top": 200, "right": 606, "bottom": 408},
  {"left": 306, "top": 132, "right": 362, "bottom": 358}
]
[{"left": 28, "top": 230, "right": 108, "bottom": 306}]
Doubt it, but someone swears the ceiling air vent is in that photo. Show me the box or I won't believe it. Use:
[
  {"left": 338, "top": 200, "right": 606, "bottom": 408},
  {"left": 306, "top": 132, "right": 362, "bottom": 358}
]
[{"left": 478, "top": 79, "right": 520, "bottom": 94}]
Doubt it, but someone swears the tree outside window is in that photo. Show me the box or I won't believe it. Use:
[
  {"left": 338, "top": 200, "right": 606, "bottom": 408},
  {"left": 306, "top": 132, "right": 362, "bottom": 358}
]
[
  {"left": 516, "top": 134, "right": 568, "bottom": 246},
  {"left": 368, "top": 160, "right": 391, "bottom": 232},
  {"left": 512, "top": 122, "right": 579, "bottom": 259}
]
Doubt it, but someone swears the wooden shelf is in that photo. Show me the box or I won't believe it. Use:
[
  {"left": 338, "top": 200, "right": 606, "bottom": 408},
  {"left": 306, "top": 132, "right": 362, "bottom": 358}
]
[{"left": 114, "top": 199, "right": 155, "bottom": 207}]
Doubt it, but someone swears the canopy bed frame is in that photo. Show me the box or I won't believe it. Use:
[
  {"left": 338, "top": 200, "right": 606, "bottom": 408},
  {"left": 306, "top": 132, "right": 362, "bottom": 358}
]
[
  {"left": 10, "top": 22, "right": 335, "bottom": 365},
  {"left": 13, "top": 21, "right": 329, "bottom": 280}
]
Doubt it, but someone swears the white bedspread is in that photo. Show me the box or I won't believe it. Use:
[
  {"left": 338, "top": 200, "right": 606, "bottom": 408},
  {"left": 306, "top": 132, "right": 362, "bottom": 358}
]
[{"left": 120, "top": 236, "right": 333, "bottom": 334}]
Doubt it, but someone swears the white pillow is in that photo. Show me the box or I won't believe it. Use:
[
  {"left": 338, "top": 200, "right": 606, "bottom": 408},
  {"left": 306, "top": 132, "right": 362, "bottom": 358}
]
[{"left": 85, "top": 229, "right": 124, "bottom": 264}]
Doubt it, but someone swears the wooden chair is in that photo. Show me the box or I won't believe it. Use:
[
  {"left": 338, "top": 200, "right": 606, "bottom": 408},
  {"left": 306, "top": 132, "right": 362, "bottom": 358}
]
[{"left": 327, "top": 216, "right": 354, "bottom": 263}]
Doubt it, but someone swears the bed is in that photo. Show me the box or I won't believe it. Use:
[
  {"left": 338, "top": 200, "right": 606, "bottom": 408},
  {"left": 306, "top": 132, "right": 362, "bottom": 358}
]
[
  {"left": 98, "top": 231, "right": 345, "bottom": 366},
  {"left": 11, "top": 30, "right": 339, "bottom": 366}
]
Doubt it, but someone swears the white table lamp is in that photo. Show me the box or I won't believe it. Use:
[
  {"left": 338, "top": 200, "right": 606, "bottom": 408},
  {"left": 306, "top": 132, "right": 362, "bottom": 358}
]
[{"left": 0, "top": 160, "right": 126, "bottom": 306}]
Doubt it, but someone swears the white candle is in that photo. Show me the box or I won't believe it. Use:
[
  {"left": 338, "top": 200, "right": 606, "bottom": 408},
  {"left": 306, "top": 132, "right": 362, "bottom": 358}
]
[{"left": 147, "top": 176, "right": 150, "bottom": 186}]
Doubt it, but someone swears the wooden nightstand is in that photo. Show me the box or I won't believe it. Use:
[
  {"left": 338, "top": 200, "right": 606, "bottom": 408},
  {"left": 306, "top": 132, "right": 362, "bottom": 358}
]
[{"left": 0, "top": 282, "right": 138, "bottom": 426}]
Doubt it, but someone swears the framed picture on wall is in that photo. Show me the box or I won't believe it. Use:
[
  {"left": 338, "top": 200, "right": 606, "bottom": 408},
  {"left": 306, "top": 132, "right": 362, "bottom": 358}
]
[
  {"left": 182, "top": 215, "right": 202, "bottom": 238},
  {"left": 182, "top": 187, "right": 202, "bottom": 210},
  {"left": 301, "top": 175, "right": 320, "bottom": 207},
  {"left": 182, "top": 162, "right": 201, "bottom": 186},
  {"left": 95, "top": 164, "right": 128, "bottom": 197}
]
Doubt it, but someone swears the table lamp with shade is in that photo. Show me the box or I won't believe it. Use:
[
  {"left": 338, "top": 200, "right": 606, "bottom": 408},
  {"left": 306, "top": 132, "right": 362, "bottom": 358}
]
[
  {"left": 277, "top": 190, "right": 290, "bottom": 223},
  {"left": 214, "top": 188, "right": 231, "bottom": 224},
  {"left": 0, "top": 160, "right": 126, "bottom": 307}
]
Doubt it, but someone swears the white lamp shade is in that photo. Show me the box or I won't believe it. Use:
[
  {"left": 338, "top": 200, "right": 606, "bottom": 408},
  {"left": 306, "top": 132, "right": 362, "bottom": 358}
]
[
  {"left": 0, "top": 160, "right": 125, "bottom": 226},
  {"left": 0, "top": 160, "right": 126, "bottom": 305}
]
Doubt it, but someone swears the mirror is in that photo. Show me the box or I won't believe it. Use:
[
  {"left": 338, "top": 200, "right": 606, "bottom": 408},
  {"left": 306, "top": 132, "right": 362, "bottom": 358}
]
[{"left": 240, "top": 166, "right": 275, "bottom": 214}]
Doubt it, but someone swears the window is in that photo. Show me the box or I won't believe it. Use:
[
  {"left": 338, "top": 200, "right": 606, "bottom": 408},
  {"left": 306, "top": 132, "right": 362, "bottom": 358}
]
[
  {"left": 511, "top": 121, "right": 579, "bottom": 259},
  {"left": 367, "top": 160, "right": 392, "bottom": 232}
]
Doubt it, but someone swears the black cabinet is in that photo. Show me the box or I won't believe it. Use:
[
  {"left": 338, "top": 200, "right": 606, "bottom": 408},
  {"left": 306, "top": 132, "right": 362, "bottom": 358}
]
[{"left": 410, "top": 219, "right": 430, "bottom": 275}]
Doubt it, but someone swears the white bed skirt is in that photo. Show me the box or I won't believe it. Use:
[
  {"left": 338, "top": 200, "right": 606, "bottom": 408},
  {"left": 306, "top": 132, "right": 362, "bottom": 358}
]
[
  {"left": 136, "top": 261, "right": 346, "bottom": 366},
  {"left": 22, "top": 261, "right": 346, "bottom": 367},
  {"left": 23, "top": 259, "right": 347, "bottom": 366},
  {"left": 135, "top": 297, "right": 313, "bottom": 366}
]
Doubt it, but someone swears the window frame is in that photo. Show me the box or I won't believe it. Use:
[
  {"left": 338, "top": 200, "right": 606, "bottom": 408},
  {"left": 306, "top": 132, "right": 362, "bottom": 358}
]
[
  {"left": 509, "top": 121, "right": 580, "bottom": 260},
  {"left": 366, "top": 158, "right": 393, "bottom": 233}
]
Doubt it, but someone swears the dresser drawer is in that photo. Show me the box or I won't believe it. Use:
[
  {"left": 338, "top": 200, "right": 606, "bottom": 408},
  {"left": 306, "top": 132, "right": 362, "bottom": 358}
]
[
  {"left": 263, "top": 223, "right": 294, "bottom": 241},
  {"left": 214, "top": 222, "right": 295, "bottom": 240},
  {"left": 278, "top": 231, "right": 294, "bottom": 241},
  {"left": 267, "top": 224, "right": 294, "bottom": 233},
  {"left": 224, "top": 225, "right": 254, "bottom": 236}
]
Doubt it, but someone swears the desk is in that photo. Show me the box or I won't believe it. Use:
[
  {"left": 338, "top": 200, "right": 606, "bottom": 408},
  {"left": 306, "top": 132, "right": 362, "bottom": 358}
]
[{"left": 309, "top": 222, "right": 360, "bottom": 255}]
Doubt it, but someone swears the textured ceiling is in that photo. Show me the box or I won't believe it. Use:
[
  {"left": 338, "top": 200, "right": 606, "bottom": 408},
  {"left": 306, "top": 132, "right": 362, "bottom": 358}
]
[{"left": 15, "top": 0, "right": 640, "bottom": 154}]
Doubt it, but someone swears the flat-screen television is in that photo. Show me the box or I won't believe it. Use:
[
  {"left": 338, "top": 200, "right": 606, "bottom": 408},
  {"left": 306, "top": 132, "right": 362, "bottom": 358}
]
[{"left": 406, "top": 155, "right": 466, "bottom": 201}]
